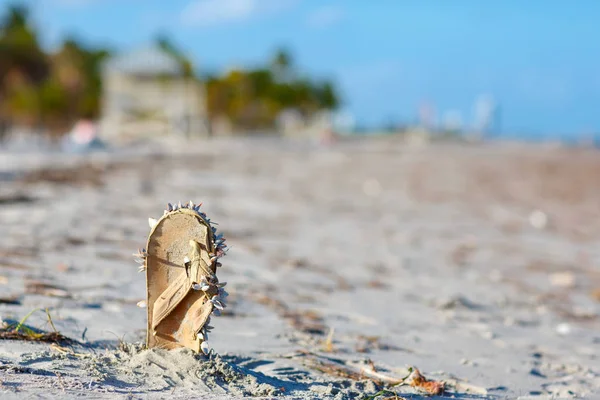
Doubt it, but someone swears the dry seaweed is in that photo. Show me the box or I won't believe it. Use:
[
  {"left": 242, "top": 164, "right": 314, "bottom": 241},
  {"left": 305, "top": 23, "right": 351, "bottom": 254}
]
[
  {"left": 19, "top": 163, "right": 110, "bottom": 187},
  {"left": 355, "top": 335, "right": 411, "bottom": 354},
  {"left": 297, "top": 352, "right": 447, "bottom": 398},
  {"left": 0, "top": 193, "right": 35, "bottom": 205},
  {"left": 0, "top": 296, "right": 20, "bottom": 305},
  {"left": 0, "top": 259, "right": 30, "bottom": 270},
  {"left": 25, "top": 281, "right": 70, "bottom": 298},
  {"left": 0, "top": 308, "right": 76, "bottom": 345},
  {"left": 298, "top": 351, "right": 402, "bottom": 385},
  {"left": 250, "top": 293, "right": 327, "bottom": 335}
]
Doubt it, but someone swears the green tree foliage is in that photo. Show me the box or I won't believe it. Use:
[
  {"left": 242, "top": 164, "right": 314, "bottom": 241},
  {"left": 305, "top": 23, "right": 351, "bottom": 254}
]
[
  {"left": 0, "top": 5, "right": 109, "bottom": 133},
  {"left": 50, "top": 37, "right": 110, "bottom": 119},
  {"left": 0, "top": 4, "right": 47, "bottom": 129},
  {"left": 204, "top": 47, "right": 340, "bottom": 130},
  {"left": 155, "top": 34, "right": 194, "bottom": 78},
  {"left": 0, "top": 4, "right": 48, "bottom": 84}
]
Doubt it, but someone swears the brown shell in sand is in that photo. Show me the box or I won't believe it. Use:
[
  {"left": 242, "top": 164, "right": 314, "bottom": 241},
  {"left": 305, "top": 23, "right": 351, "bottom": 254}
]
[{"left": 145, "top": 208, "right": 216, "bottom": 352}]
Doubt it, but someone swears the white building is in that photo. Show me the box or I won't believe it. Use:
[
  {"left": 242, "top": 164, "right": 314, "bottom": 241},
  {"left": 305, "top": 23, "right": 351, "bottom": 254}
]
[
  {"left": 99, "top": 45, "right": 208, "bottom": 143},
  {"left": 472, "top": 94, "right": 500, "bottom": 139}
]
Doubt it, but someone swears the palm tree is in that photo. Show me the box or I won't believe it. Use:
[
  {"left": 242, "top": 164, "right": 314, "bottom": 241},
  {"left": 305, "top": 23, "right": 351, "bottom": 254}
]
[
  {"left": 271, "top": 48, "right": 293, "bottom": 82},
  {"left": 0, "top": 4, "right": 48, "bottom": 84},
  {"left": 0, "top": 4, "right": 49, "bottom": 132}
]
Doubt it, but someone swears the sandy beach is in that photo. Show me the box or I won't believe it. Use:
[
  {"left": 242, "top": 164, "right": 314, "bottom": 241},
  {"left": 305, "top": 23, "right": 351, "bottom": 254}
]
[{"left": 0, "top": 136, "right": 599, "bottom": 399}]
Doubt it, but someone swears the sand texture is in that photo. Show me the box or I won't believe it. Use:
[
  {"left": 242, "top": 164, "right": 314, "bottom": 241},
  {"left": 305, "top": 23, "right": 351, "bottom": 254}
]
[{"left": 0, "top": 137, "right": 599, "bottom": 399}]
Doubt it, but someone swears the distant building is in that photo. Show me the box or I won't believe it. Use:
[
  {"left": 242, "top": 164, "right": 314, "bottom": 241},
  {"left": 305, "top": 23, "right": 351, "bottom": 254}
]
[
  {"left": 99, "top": 45, "right": 208, "bottom": 143},
  {"left": 332, "top": 110, "right": 356, "bottom": 135},
  {"left": 276, "top": 108, "right": 342, "bottom": 143},
  {"left": 418, "top": 101, "right": 436, "bottom": 131},
  {"left": 442, "top": 110, "right": 463, "bottom": 133},
  {"left": 472, "top": 94, "right": 500, "bottom": 139},
  {"left": 276, "top": 108, "right": 305, "bottom": 137}
]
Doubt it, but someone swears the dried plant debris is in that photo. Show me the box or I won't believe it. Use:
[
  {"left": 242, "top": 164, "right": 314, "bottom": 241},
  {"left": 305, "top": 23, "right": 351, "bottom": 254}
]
[
  {"left": 19, "top": 162, "right": 119, "bottom": 187},
  {"left": 25, "top": 281, "right": 70, "bottom": 298},
  {"left": 366, "top": 280, "right": 390, "bottom": 289},
  {"left": 296, "top": 352, "right": 450, "bottom": 398},
  {"left": 322, "top": 327, "right": 336, "bottom": 353},
  {"left": 436, "top": 295, "right": 484, "bottom": 311},
  {"left": 250, "top": 293, "right": 328, "bottom": 336},
  {"left": 140, "top": 201, "right": 229, "bottom": 355},
  {"left": 300, "top": 352, "right": 405, "bottom": 390},
  {"left": 0, "top": 296, "right": 20, "bottom": 305},
  {"left": 0, "top": 246, "right": 39, "bottom": 259},
  {"left": 361, "top": 367, "right": 445, "bottom": 398},
  {"left": 307, "top": 356, "right": 367, "bottom": 381},
  {"left": 0, "top": 193, "right": 35, "bottom": 205},
  {"left": 355, "top": 336, "right": 411, "bottom": 354},
  {"left": 286, "top": 309, "right": 327, "bottom": 335},
  {"left": 0, "top": 259, "right": 30, "bottom": 270},
  {"left": 0, "top": 309, "right": 75, "bottom": 345}
]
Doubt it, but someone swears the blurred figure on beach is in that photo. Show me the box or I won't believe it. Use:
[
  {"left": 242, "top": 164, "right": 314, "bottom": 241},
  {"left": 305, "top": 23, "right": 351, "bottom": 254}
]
[{"left": 61, "top": 118, "right": 105, "bottom": 153}]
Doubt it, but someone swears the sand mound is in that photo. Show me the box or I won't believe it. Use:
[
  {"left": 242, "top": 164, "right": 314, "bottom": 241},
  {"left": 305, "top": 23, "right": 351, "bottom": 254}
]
[{"left": 113, "top": 348, "right": 280, "bottom": 396}]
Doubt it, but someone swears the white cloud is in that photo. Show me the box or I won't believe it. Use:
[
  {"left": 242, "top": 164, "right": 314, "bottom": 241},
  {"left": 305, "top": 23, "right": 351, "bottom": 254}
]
[
  {"left": 181, "top": 0, "right": 296, "bottom": 27},
  {"left": 306, "top": 5, "right": 344, "bottom": 29}
]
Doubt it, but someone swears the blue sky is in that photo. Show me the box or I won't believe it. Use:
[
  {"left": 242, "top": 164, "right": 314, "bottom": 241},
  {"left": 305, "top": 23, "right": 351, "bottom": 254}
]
[{"left": 4, "top": 0, "right": 600, "bottom": 136}]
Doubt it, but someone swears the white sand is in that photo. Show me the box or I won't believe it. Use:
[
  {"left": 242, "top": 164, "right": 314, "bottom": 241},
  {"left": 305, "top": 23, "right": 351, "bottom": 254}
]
[{"left": 0, "top": 136, "right": 599, "bottom": 399}]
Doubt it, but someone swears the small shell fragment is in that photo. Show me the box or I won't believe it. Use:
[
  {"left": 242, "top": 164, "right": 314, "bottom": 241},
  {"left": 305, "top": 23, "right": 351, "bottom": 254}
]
[
  {"left": 148, "top": 218, "right": 158, "bottom": 229},
  {"left": 200, "top": 340, "right": 210, "bottom": 355},
  {"left": 211, "top": 297, "right": 225, "bottom": 310},
  {"left": 192, "top": 282, "right": 210, "bottom": 291},
  {"left": 133, "top": 248, "right": 147, "bottom": 258},
  {"left": 137, "top": 300, "right": 147, "bottom": 308}
]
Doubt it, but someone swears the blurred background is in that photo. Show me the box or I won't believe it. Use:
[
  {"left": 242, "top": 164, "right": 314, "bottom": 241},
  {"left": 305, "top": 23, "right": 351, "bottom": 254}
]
[
  {"left": 0, "top": 0, "right": 599, "bottom": 148},
  {"left": 0, "top": 2, "right": 599, "bottom": 398}
]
